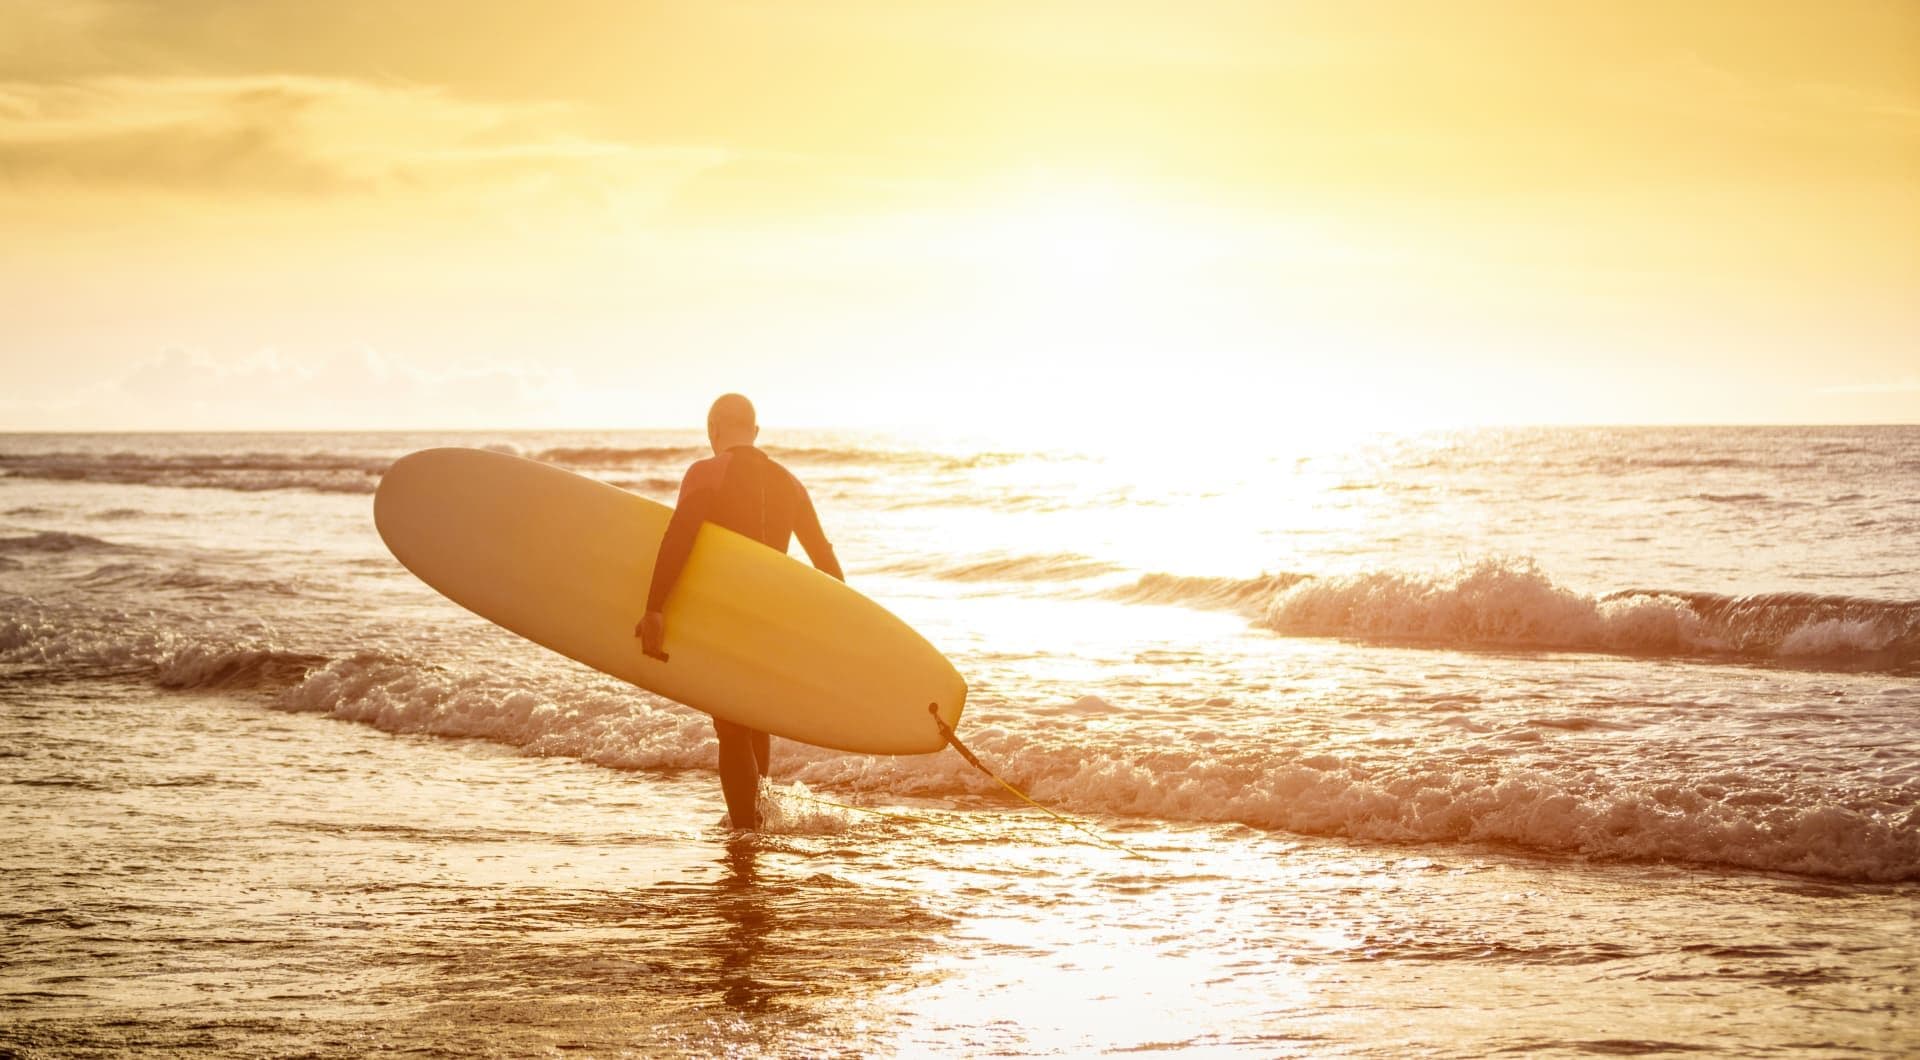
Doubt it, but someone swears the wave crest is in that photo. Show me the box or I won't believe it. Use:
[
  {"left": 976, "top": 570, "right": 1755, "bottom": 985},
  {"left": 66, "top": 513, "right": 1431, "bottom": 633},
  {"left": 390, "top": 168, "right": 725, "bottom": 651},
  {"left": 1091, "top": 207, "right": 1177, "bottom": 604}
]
[
  {"left": 873, "top": 552, "right": 1122, "bottom": 584},
  {"left": 533, "top": 445, "right": 706, "bottom": 467},
  {"left": 271, "top": 651, "right": 1920, "bottom": 881},
  {"left": 1103, "top": 571, "right": 1309, "bottom": 610},
  {"left": 1256, "top": 559, "right": 1920, "bottom": 671},
  {"left": 937, "top": 732, "right": 1920, "bottom": 882},
  {"left": 278, "top": 651, "right": 720, "bottom": 772},
  {"left": 0, "top": 531, "right": 120, "bottom": 554},
  {"left": 0, "top": 451, "right": 386, "bottom": 495},
  {"left": 0, "top": 442, "right": 1023, "bottom": 495},
  {"left": 7, "top": 597, "right": 1913, "bottom": 882},
  {"left": 1, "top": 603, "right": 325, "bottom": 690}
]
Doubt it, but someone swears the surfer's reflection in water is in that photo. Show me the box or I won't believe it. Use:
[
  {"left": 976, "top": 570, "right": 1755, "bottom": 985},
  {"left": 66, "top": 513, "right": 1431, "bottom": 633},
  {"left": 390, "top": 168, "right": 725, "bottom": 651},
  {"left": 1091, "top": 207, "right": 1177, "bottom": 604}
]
[
  {"left": 637, "top": 393, "right": 845, "bottom": 830},
  {"left": 713, "top": 838, "right": 776, "bottom": 1011}
]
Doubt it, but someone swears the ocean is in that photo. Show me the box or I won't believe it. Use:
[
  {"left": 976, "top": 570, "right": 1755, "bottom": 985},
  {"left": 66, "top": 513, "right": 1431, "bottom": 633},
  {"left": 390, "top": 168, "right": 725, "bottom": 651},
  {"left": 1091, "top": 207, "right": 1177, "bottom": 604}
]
[{"left": 2, "top": 425, "right": 1916, "bottom": 1056}]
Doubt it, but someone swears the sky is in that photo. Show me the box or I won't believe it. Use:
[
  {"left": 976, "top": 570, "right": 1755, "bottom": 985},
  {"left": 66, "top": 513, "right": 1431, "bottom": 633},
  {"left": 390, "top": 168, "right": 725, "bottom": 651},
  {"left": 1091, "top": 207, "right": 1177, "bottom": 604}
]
[{"left": 3, "top": 0, "right": 1916, "bottom": 437}]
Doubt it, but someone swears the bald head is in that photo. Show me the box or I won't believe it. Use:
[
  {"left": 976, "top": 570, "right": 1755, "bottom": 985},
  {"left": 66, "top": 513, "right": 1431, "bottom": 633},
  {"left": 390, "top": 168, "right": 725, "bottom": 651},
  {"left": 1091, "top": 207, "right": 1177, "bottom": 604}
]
[{"left": 706, "top": 393, "right": 759, "bottom": 454}]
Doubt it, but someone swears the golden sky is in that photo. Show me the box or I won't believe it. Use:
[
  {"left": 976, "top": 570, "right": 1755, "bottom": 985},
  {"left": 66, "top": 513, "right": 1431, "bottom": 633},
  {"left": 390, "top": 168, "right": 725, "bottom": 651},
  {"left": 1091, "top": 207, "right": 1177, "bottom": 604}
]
[{"left": 3, "top": 0, "right": 1916, "bottom": 435}]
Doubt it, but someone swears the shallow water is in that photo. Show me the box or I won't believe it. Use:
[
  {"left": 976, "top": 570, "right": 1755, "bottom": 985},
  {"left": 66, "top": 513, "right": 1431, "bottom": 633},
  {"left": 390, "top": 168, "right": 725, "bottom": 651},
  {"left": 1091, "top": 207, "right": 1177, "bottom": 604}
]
[
  {"left": 6, "top": 685, "right": 1914, "bottom": 1056},
  {"left": 3, "top": 426, "right": 1917, "bottom": 1055}
]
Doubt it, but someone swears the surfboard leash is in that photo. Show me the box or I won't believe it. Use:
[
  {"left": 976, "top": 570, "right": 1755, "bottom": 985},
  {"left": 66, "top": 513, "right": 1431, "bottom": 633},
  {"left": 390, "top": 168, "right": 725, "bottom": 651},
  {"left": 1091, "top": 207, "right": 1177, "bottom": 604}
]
[
  {"left": 927, "top": 703, "right": 1161, "bottom": 862},
  {"left": 769, "top": 787, "right": 1004, "bottom": 842}
]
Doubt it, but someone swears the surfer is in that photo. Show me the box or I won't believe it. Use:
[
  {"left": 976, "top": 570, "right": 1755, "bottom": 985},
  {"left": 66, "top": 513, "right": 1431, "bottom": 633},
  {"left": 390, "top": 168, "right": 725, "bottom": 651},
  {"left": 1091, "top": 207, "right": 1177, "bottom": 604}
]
[{"left": 637, "top": 393, "right": 845, "bottom": 830}]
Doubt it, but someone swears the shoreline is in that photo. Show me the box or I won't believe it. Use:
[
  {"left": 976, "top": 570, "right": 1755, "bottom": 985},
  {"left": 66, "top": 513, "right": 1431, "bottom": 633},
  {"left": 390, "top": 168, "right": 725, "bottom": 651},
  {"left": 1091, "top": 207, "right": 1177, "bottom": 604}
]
[{"left": 3, "top": 685, "right": 1916, "bottom": 1056}]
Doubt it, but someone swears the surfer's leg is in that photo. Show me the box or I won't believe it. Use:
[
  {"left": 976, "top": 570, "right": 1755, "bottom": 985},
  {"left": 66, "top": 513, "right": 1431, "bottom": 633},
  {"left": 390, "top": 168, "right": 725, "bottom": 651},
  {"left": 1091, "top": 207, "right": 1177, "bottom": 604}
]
[
  {"left": 750, "top": 728, "right": 770, "bottom": 778},
  {"left": 713, "top": 718, "right": 761, "bottom": 830}
]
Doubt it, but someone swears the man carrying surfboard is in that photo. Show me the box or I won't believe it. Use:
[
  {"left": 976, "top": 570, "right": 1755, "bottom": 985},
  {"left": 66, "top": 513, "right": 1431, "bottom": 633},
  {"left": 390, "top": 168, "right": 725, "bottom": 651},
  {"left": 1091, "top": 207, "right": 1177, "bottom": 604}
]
[{"left": 636, "top": 394, "right": 845, "bottom": 830}]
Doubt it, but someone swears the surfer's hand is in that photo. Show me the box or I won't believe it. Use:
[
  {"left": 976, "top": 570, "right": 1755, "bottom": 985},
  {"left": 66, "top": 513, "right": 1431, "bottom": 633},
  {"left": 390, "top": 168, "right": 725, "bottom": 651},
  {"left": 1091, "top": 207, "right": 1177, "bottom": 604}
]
[{"left": 637, "top": 610, "right": 666, "bottom": 659}]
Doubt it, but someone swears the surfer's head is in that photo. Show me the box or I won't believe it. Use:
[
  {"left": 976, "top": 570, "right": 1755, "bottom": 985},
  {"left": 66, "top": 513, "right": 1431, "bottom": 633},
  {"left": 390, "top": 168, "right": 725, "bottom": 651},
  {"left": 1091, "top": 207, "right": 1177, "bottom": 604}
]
[{"left": 707, "top": 393, "right": 759, "bottom": 454}]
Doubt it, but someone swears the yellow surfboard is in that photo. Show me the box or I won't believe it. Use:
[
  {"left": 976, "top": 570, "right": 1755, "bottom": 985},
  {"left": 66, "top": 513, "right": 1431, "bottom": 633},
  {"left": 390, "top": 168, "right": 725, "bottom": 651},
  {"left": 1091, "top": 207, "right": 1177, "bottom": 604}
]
[{"left": 373, "top": 447, "right": 966, "bottom": 755}]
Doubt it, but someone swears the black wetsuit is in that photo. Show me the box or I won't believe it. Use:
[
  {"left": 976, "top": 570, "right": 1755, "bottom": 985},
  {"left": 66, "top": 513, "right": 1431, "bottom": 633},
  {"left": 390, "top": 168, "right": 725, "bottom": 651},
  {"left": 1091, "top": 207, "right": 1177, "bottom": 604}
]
[{"left": 645, "top": 445, "right": 842, "bottom": 828}]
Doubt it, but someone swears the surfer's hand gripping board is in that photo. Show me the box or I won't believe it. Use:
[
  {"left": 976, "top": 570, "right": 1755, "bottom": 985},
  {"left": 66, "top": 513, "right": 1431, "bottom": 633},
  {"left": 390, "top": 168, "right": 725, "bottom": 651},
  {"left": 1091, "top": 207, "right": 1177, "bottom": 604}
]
[{"left": 635, "top": 610, "right": 668, "bottom": 662}]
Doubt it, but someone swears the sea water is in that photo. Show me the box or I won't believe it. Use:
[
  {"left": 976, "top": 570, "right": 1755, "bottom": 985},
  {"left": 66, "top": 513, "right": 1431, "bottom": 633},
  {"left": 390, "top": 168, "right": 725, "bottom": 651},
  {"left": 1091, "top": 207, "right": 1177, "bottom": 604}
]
[{"left": 2, "top": 426, "right": 1915, "bottom": 1055}]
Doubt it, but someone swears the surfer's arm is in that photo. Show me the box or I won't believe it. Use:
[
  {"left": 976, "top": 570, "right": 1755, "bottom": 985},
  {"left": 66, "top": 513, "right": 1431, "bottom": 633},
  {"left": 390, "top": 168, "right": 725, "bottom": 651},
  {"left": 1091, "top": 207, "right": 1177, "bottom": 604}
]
[
  {"left": 644, "top": 470, "right": 716, "bottom": 614},
  {"left": 791, "top": 482, "right": 844, "bottom": 582},
  {"left": 638, "top": 485, "right": 707, "bottom": 657}
]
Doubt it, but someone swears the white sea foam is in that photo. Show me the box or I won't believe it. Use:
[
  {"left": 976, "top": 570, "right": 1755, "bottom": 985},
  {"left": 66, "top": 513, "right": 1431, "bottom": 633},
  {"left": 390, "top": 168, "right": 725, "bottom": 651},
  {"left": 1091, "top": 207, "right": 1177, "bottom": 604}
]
[
  {"left": 0, "top": 601, "right": 324, "bottom": 688},
  {"left": 247, "top": 643, "right": 1920, "bottom": 882},
  {"left": 1094, "top": 557, "right": 1920, "bottom": 671},
  {"left": 1263, "top": 558, "right": 1711, "bottom": 651},
  {"left": 1096, "top": 557, "right": 1920, "bottom": 671},
  {"left": 758, "top": 780, "right": 859, "bottom": 835},
  {"left": 889, "top": 730, "right": 1920, "bottom": 883},
  {"left": 4, "top": 587, "right": 1915, "bottom": 882},
  {"left": 75, "top": 562, "right": 306, "bottom": 597},
  {"left": 277, "top": 651, "right": 720, "bottom": 772},
  {"left": 1775, "top": 618, "right": 1895, "bottom": 657}
]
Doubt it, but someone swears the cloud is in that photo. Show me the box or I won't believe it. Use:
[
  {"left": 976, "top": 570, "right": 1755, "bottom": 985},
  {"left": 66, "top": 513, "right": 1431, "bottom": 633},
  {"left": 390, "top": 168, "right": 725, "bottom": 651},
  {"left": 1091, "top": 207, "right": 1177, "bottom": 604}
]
[
  {"left": 0, "top": 74, "right": 726, "bottom": 204},
  {"left": 0, "top": 0, "right": 121, "bottom": 76},
  {"left": 0, "top": 71, "right": 963, "bottom": 238},
  {"left": 1591, "top": 49, "right": 1920, "bottom": 176},
  {"left": 0, "top": 78, "right": 343, "bottom": 193}
]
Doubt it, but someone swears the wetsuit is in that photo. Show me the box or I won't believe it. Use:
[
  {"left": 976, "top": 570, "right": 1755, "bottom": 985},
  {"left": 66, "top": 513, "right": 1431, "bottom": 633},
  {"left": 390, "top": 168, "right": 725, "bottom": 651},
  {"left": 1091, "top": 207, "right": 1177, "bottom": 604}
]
[{"left": 645, "top": 444, "right": 842, "bottom": 828}]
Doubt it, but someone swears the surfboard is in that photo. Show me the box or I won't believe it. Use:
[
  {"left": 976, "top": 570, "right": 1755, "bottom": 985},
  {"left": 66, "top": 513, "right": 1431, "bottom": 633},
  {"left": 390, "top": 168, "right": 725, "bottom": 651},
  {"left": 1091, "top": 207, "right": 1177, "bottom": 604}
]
[{"left": 373, "top": 447, "right": 966, "bottom": 755}]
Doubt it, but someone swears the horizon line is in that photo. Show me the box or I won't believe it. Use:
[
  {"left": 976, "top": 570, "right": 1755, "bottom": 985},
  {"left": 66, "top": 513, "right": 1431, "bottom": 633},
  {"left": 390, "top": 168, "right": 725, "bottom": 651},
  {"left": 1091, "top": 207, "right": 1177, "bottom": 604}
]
[{"left": 3, "top": 421, "right": 1917, "bottom": 436}]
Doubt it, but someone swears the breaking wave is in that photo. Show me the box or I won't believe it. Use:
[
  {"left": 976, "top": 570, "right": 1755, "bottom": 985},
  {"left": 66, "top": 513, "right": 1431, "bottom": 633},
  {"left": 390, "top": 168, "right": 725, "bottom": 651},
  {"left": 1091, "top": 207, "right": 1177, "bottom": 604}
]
[
  {"left": 1108, "top": 558, "right": 1919, "bottom": 673},
  {"left": 74, "top": 561, "right": 307, "bottom": 598},
  {"left": 0, "top": 442, "right": 1029, "bottom": 495},
  {"left": 0, "top": 451, "right": 389, "bottom": 495},
  {"left": 1261, "top": 559, "right": 1920, "bottom": 672},
  {"left": 0, "top": 604, "right": 328, "bottom": 690},
  {"left": 261, "top": 647, "right": 1920, "bottom": 882},
  {"left": 871, "top": 551, "right": 1122, "bottom": 583},
  {"left": 5, "top": 599, "right": 1915, "bottom": 882},
  {"left": 536, "top": 444, "right": 1023, "bottom": 472},
  {"left": 1102, "top": 571, "right": 1310, "bottom": 610},
  {"left": 930, "top": 723, "right": 1920, "bottom": 883},
  {"left": 531, "top": 445, "right": 707, "bottom": 468}
]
